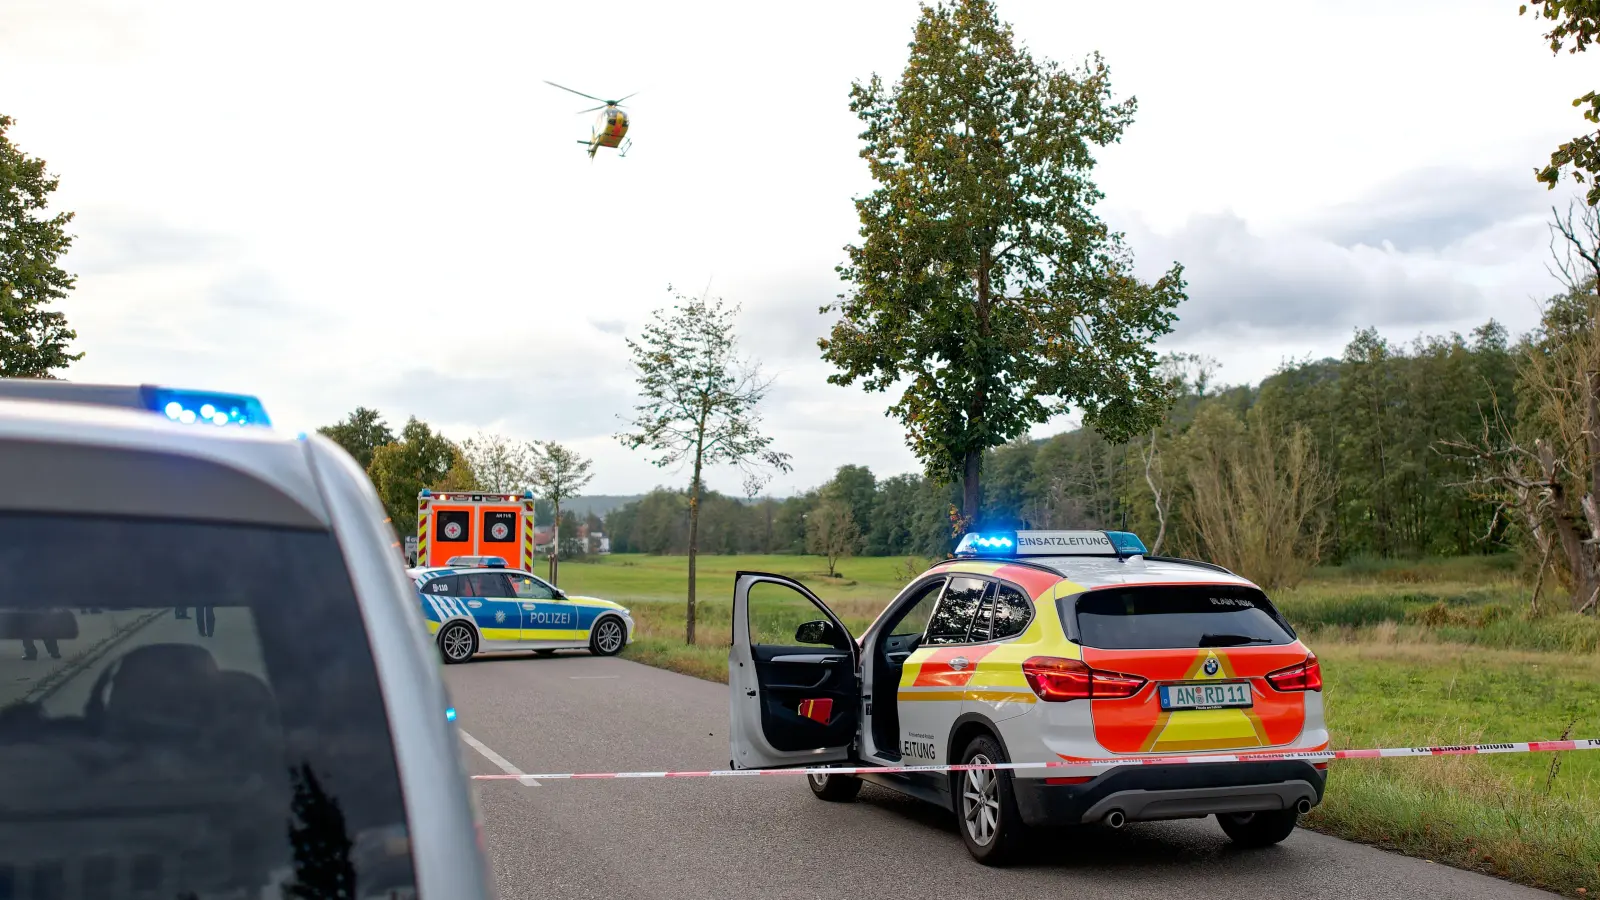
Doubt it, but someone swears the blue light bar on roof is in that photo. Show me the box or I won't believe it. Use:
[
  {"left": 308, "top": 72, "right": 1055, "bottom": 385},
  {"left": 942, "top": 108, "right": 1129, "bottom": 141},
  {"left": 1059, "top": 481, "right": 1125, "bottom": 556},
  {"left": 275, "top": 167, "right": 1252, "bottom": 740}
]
[
  {"left": 954, "top": 530, "right": 1149, "bottom": 558},
  {"left": 142, "top": 387, "right": 271, "bottom": 427},
  {"left": 1105, "top": 531, "right": 1149, "bottom": 556},
  {"left": 952, "top": 531, "right": 1018, "bottom": 557},
  {"left": 446, "top": 555, "right": 507, "bottom": 568}
]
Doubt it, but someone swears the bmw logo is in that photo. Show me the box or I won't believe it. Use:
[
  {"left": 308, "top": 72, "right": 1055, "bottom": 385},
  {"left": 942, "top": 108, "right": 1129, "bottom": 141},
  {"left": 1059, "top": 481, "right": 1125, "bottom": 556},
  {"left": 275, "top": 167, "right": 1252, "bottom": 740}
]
[{"left": 1204, "top": 657, "right": 1220, "bottom": 676}]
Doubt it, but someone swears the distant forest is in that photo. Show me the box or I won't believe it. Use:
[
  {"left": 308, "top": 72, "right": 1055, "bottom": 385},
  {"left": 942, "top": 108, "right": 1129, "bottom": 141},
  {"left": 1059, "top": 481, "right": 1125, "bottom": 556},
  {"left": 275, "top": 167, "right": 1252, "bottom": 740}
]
[{"left": 603, "top": 319, "right": 1515, "bottom": 565}]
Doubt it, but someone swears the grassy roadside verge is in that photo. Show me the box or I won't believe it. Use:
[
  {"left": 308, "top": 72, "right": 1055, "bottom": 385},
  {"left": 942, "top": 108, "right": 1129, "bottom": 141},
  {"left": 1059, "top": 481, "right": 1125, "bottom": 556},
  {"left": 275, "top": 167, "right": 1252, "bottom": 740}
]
[{"left": 561, "top": 554, "right": 1600, "bottom": 895}]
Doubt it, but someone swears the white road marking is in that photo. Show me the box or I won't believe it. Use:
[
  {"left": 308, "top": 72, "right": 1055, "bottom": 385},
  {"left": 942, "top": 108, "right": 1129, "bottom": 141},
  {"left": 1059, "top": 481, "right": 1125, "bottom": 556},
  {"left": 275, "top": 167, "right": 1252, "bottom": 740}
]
[
  {"left": 569, "top": 675, "right": 619, "bottom": 680},
  {"left": 460, "top": 729, "right": 540, "bottom": 786}
]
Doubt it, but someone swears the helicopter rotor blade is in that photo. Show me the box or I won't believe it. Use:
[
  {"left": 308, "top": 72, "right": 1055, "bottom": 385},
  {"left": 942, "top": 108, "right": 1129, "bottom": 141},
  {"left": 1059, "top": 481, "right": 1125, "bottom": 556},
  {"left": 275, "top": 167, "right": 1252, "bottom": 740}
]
[
  {"left": 543, "top": 80, "right": 607, "bottom": 104},
  {"left": 609, "top": 91, "right": 640, "bottom": 106},
  {"left": 577, "top": 104, "right": 607, "bottom": 113}
]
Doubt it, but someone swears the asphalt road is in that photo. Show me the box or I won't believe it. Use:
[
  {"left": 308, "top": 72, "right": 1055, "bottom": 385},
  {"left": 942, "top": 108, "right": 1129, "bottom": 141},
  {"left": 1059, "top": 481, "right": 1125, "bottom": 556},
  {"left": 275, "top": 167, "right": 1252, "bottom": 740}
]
[{"left": 446, "top": 652, "right": 1557, "bottom": 900}]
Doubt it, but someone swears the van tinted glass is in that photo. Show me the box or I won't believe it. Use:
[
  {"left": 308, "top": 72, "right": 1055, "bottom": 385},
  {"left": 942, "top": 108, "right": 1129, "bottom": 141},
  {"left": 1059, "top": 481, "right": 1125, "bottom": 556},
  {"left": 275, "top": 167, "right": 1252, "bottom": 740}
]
[
  {"left": 0, "top": 513, "right": 417, "bottom": 899},
  {"left": 1067, "top": 585, "right": 1294, "bottom": 650}
]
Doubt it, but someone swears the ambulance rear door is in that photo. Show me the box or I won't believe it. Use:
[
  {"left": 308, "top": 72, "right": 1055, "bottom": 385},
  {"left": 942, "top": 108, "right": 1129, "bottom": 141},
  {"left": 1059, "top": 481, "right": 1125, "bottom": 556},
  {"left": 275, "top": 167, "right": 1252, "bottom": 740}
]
[
  {"left": 428, "top": 500, "right": 476, "bottom": 566},
  {"left": 478, "top": 502, "right": 521, "bottom": 562}
]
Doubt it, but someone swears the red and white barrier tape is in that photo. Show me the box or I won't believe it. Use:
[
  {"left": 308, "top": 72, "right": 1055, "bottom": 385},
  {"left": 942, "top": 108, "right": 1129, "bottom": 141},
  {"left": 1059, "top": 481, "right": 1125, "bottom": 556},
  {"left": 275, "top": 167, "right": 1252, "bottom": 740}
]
[{"left": 469, "top": 738, "right": 1600, "bottom": 781}]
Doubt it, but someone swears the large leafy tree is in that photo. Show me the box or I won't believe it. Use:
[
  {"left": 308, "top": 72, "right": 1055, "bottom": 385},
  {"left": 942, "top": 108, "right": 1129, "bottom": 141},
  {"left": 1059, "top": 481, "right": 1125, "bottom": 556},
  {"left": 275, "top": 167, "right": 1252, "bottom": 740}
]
[
  {"left": 1522, "top": 2, "right": 1600, "bottom": 204},
  {"left": 529, "top": 441, "right": 594, "bottom": 583},
  {"left": 821, "top": 0, "right": 1185, "bottom": 523},
  {"left": 317, "top": 406, "right": 395, "bottom": 470},
  {"left": 618, "top": 287, "right": 791, "bottom": 644},
  {"left": 0, "top": 115, "right": 80, "bottom": 377}
]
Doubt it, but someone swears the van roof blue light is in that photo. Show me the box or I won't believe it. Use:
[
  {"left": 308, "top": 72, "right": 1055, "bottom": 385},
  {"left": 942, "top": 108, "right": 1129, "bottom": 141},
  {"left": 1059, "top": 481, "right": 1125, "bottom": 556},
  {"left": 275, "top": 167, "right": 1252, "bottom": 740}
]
[{"left": 143, "top": 387, "right": 271, "bottom": 428}]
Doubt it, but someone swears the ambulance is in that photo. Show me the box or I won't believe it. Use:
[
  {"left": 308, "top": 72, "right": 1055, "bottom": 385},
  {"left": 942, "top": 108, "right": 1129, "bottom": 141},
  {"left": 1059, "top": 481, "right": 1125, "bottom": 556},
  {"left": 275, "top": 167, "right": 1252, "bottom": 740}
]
[{"left": 416, "top": 489, "right": 539, "bottom": 572}]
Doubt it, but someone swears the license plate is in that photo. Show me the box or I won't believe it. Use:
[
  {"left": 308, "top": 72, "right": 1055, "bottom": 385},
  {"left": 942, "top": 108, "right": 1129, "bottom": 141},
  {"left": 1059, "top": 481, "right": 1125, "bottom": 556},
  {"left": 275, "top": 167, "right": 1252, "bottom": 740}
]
[{"left": 1159, "top": 681, "right": 1252, "bottom": 711}]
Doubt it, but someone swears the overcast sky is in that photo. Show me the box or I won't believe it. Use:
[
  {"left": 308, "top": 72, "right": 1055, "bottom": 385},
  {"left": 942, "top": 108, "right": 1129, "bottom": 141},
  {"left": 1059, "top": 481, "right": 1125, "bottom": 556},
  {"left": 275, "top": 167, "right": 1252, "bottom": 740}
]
[{"left": 1, "top": 0, "right": 1590, "bottom": 495}]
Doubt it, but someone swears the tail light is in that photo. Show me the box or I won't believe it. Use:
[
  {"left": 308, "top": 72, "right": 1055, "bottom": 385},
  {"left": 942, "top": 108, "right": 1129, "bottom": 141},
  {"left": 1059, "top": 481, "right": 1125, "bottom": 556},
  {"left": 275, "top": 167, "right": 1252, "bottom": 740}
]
[
  {"left": 1266, "top": 656, "right": 1322, "bottom": 692},
  {"left": 1022, "top": 657, "right": 1147, "bottom": 702}
]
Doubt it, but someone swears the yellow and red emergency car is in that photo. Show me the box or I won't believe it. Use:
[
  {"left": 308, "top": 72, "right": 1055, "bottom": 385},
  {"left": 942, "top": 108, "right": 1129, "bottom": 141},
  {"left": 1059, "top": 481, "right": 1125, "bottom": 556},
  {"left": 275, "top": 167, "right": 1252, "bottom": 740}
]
[
  {"left": 416, "top": 489, "right": 540, "bottom": 571},
  {"left": 727, "top": 530, "right": 1329, "bottom": 864}
]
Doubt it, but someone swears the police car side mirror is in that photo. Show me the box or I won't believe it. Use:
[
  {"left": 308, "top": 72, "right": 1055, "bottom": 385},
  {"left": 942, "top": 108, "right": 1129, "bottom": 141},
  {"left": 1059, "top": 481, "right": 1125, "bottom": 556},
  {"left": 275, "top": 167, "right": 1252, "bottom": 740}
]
[{"left": 795, "top": 620, "right": 837, "bottom": 646}]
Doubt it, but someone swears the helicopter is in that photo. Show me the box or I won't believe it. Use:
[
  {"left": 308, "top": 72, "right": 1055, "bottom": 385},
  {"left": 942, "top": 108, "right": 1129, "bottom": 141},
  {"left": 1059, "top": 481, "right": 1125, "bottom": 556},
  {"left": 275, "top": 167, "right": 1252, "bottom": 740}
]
[{"left": 544, "top": 81, "right": 637, "bottom": 159}]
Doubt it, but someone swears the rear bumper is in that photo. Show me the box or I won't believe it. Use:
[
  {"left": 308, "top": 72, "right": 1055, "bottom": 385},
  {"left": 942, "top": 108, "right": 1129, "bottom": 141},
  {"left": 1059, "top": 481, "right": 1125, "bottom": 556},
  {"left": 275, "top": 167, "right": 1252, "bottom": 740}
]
[{"left": 1011, "top": 761, "right": 1327, "bottom": 827}]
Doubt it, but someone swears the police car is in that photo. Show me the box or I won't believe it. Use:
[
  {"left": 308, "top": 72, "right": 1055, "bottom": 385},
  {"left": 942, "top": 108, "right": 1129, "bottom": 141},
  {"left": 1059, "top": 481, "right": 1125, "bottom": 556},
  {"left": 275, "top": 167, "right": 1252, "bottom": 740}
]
[
  {"left": 416, "top": 557, "right": 635, "bottom": 662},
  {"left": 0, "top": 380, "right": 492, "bottom": 899},
  {"left": 727, "top": 530, "right": 1329, "bottom": 864}
]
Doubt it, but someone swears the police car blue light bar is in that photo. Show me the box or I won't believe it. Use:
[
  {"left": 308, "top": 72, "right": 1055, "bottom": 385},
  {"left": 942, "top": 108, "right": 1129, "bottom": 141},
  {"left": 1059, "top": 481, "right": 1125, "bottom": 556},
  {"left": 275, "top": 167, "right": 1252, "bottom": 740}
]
[
  {"left": 954, "top": 530, "right": 1148, "bottom": 558},
  {"left": 142, "top": 387, "right": 271, "bottom": 427},
  {"left": 445, "top": 555, "right": 507, "bottom": 568}
]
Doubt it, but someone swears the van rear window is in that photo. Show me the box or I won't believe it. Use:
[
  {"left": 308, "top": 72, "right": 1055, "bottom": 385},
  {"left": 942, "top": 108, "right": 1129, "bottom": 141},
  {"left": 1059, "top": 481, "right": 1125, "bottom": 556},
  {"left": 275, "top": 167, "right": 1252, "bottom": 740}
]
[
  {"left": 1066, "top": 585, "right": 1295, "bottom": 650},
  {"left": 0, "top": 513, "right": 417, "bottom": 899}
]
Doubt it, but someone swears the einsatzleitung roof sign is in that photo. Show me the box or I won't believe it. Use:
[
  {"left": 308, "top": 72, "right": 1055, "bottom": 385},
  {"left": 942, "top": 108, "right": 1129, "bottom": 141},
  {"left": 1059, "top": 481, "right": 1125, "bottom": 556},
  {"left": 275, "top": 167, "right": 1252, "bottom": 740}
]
[{"left": 953, "top": 530, "right": 1148, "bottom": 558}]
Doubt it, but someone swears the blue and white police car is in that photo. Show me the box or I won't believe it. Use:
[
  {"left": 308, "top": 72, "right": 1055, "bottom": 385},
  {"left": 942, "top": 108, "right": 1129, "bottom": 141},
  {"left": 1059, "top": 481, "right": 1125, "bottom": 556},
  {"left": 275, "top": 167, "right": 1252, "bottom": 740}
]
[{"left": 415, "top": 557, "right": 635, "bottom": 663}]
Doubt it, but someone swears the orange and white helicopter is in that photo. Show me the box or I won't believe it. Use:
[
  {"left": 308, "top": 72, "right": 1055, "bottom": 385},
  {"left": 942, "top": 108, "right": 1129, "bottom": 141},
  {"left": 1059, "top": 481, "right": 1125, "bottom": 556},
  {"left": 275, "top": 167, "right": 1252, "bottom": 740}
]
[{"left": 545, "top": 81, "right": 636, "bottom": 159}]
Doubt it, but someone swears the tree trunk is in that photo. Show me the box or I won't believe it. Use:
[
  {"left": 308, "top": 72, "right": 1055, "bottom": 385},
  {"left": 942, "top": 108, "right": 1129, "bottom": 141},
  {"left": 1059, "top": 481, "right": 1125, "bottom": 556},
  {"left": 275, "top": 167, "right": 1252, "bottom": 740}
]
[
  {"left": 962, "top": 447, "right": 982, "bottom": 526},
  {"left": 686, "top": 455, "right": 703, "bottom": 646},
  {"left": 1143, "top": 427, "right": 1168, "bottom": 555},
  {"left": 550, "top": 499, "right": 560, "bottom": 587}
]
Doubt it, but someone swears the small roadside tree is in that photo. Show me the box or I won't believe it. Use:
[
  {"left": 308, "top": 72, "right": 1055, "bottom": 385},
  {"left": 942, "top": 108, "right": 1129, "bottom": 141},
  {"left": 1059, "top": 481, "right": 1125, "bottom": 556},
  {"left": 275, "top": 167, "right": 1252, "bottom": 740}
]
[
  {"left": 529, "top": 441, "right": 594, "bottom": 585},
  {"left": 0, "top": 114, "right": 81, "bottom": 377},
  {"left": 821, "top": 0, "right": 1185, "bottom": 528},
  {"left": 805, "top": 499, "right": 860, "bottom": 578},
  {"left": 618, "top": 287, "right": 792, "bottom": 644},
  {"left": 461, "top": 432, "right": 536, "bottom": 493},
  {"left": 1179, "top": 403, "right": 1334, "bottom": 590}
]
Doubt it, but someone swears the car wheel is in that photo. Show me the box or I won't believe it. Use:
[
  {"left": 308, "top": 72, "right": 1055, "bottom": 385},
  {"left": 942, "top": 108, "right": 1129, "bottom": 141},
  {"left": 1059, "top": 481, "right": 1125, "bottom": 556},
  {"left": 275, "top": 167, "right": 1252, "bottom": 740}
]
[
  {"left": 956, "top": 734, "right": 1027, "bottom": 865},
  {"left": 1217, "top": 808, "right": 1299, "bottom": 847},
  {"left": 438, "top": 623, "right": 477, "bottom": 664},
  {"left": 807, "top": 772, "right": 862, "bottom": 802},
  {"left": 589, "top": 617, "right": 626, "bottom": 656}
]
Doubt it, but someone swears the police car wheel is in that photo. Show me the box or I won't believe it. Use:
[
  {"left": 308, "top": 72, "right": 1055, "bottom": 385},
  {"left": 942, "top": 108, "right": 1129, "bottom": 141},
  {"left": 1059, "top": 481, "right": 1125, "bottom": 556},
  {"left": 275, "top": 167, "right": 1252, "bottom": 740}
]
[
  {"left": 807, "top": 772, "right": 862, "bottom": 802},
  {"left": 589, "top": 617, "right": 626, "bottom": 656},
  {"left": 957, "top": 734, "right": 1027, "bottom": 865},
  {"left": 438, "top": 623, "right": 477, "bottom": 664},
  {"left": 1216, "top": 808, "right": 1299, "bottom": 847}
]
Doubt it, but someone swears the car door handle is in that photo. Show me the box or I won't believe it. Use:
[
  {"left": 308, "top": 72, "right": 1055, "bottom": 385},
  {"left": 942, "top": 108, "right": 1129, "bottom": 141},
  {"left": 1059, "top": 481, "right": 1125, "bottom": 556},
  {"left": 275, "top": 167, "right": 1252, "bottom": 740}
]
[
  {"left": 886, "top": 651, "right": 911, "bottom": 664},
  {"left": 771, "top": 654, "right": 845, "bottom": 664},
  {"left": 522, "top": 604, "right": 536, "bottom": 610}
]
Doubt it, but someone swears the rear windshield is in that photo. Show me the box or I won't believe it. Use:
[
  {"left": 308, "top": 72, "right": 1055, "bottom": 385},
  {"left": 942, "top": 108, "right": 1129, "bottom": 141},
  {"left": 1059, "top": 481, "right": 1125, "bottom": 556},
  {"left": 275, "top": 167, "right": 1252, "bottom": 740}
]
[
  {"left": 1066, "top": 585, "right": 1295, "bottom": 650},
  {"left": 0, "top": 513, "right": 417, "bottom": 899}
]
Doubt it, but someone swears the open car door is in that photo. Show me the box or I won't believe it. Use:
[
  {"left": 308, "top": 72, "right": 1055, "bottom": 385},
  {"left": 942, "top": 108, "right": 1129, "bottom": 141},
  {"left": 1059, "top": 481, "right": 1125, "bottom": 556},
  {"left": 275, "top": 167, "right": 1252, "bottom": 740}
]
[{"left": 729, "top": 572, "right": 860, "bottom": 769}]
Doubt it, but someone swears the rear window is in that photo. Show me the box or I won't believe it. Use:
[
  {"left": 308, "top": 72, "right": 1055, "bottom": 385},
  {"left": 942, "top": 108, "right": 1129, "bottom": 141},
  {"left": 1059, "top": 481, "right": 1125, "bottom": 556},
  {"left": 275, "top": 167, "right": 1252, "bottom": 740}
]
[
  {"left": 0, "top": 513, "right": 417, "bottom": 899},
  {"left": 1066, "top": 585, "right": 1295, "bottom": 650}
]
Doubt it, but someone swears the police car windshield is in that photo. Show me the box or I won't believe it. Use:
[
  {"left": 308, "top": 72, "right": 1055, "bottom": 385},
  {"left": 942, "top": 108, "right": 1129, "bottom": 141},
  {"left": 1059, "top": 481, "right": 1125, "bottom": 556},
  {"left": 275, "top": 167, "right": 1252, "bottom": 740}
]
[
  {"left": 1066, "top": 585, "right": 1295, "bottom": 650},
  {"left": 0, "top": 512, "right": 417, "bottom": 899}
]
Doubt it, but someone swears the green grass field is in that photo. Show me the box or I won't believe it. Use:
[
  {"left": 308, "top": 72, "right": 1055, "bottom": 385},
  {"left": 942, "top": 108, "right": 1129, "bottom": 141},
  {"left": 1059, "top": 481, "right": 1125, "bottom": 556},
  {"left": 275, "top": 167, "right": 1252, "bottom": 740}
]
[{"left": 554, "top": 553, "right": 1600, "bottom": 895}]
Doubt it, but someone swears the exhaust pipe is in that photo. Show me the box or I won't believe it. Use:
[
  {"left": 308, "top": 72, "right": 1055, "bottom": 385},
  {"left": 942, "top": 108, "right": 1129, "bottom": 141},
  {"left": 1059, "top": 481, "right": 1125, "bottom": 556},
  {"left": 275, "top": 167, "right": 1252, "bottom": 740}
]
[
  {"left": 1295, "top": 798, "right": 1313, "bottom": 815},
  {"left": 1104, "top": 809, "right": 1127, "bottom": 829}
]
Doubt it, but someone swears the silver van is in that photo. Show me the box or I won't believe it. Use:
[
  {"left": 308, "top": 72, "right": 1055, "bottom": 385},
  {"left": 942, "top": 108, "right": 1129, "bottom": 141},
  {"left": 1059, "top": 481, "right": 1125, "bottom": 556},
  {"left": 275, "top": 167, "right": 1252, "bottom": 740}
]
[{"left": 0, "top": 381, "right": 494, "bottom": 900}]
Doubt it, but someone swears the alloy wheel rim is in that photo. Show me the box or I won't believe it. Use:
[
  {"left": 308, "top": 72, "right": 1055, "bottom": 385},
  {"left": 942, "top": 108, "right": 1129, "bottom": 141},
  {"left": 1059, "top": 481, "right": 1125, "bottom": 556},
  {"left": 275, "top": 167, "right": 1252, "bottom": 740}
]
[
  {"left": 597, "top": 620, "right": 623, "bottom": 653},
  {"left": 443, "top": 625, "right": 473, "bottom": 660},
  {"left": 962, "top": 753, "right": 1001, "bottom": 846}
]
